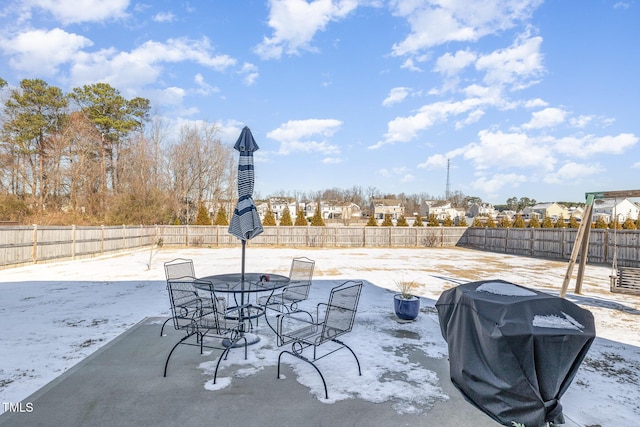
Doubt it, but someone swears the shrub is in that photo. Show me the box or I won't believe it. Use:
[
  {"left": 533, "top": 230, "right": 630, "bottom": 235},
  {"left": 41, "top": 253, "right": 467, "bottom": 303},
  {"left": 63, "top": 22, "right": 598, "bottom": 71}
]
[
  {"left": 310, "top": 204, "right": 325, "bottom": 226},
  {"left": 263, "top": 209, "right": 277, "bottom": 226},
  {"left": 485, "top": 216, "right": 496, "bottom": 228},
  {"left": 213, "top": 207, "right": 229, "bottom": 226},
  {"left": 280, "top": 206, "right": 293, "bottom": 226},
  {"left": 512, "top": 214, "right": 526, "bottom": 228},
  {"left": 381, "top": 214, "right": 394, "bottom": 227},
  {"left": 442, "top": 214, "right": 454, "bottom": 227},
  {"left": 413, "top": 215, "right": 423, "bottom": 227},
  {"left": 294, "top": 209, "right": 308, "bottom": 226},
  {"left": 366, "top": 216, "right": 378, "bottom": 226},
  {"left": 528, "top": 215, "right": 540, "bottom": 228},
  {"left": 456, "top": 216, "right": 468, "bottom": 227},
  {"left": 427, "top": 213, "right": 439, "bottom": 227}
]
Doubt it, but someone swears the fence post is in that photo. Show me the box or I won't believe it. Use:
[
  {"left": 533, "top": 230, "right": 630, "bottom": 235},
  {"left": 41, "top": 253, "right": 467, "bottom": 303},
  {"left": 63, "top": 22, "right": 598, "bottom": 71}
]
[
  {"left": 122, "top": 225, "right": 126, "bottom": 250},
  {"left": 72, "top": 225, "right": 76, "bottom": 259},
  {"left": 101, "top": 225, "right": 105, "bottom": 254},
  {"left": 32, "top": 224, "right": 38, "bottom": 263}
]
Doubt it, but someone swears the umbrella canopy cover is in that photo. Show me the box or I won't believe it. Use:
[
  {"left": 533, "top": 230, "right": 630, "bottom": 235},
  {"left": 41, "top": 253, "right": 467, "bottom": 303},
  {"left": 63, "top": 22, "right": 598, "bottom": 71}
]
[{"left": 229, "top": 126, "right": 263, "bottom": 241}]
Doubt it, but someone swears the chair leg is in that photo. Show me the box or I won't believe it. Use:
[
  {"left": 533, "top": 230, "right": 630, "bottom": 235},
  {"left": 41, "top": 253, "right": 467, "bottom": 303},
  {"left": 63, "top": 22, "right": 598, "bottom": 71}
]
[
  {"left": 160, "top": 317, "right": 172, "bottom": 336},
  {"left": 333, "top": 339, "right": 362, "bottom": 376},
  {"left": 278, "top": 350, "right": 329, "bottom": 399},
  {"left": 163, "top": 332, "right": 194, "bottom": 377},
  {"left": 214, "top": 336, "right": 248, "bottom": 384}
]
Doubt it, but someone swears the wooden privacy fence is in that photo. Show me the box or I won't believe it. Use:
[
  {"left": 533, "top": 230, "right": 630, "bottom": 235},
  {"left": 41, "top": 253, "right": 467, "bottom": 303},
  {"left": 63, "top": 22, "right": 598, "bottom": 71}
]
[{"left": 0, "top": 225, "right": 638, "bottom": 268}]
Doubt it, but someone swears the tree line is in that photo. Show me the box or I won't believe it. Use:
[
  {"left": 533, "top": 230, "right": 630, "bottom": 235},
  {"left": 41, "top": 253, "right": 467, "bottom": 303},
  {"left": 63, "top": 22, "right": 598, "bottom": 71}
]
[
  {"left": 0, "top": 77, "right": 578, "bottom": 226},
  {"left": 0, "top": 78, "right": 236, "bottom": 225}
]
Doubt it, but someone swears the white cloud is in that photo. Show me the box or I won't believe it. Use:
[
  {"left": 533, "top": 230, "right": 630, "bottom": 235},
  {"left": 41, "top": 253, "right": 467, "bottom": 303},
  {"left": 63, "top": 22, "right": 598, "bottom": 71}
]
[
  {"left": 267, "top": 119, "right": 342, "bottom": 155},
  {"left": 193, "top": 73, "right": 220, "bottom": 95},
  {"left": 633, "top": 161, "right": 640, "bottom": 169},
  {"left": 0, "top": 28, "right": 92, "bottom": 76},
  {"left": 322, "top": 157, "right": 343, "bottom": 164},
  {"left": 569, "top": 115, "right": 594, "bottom": 128},
  {"left": 554, "top": 133, "right": 638, "bottom": 158},
  {"left": 153, "top": 11, "right": 176, "bottom": 23},
  {"left": 522, "top": 107, "right": 567, "bottom": 129},
  {"left": 463, "top": 129, "right": 555, "bottom": 171},
  {"left": 68, "top": 37, "right": 236, "bottom": 89},
  {"left": 382, "top": 87, "right": 410, "bottom": 106},
  {"left": 27, "top": 0, "right": 129, "bottom": 24},
  {"left": 543, "top": 161, "right": 605, "bottom": 184},
  {"left": 434, "top": 49, "right": 477, "bottom": 76},
  {"left": 475, "top": 33, "right": 545, "bottom": 90},
  {"left": 254, "top": 0, "right": 359, "bottom": 59},
  {"left": 371, "top": 97, "right": 489, "bottom": 149},
  {"left": 239, "top": 62, "right": 259, "bottom": 86},
  {"left": 470, "top": 172, "right": 528, "bottom": 194},
  {"left": 390, "top": 0, "right": 542, "bottom": 56}
]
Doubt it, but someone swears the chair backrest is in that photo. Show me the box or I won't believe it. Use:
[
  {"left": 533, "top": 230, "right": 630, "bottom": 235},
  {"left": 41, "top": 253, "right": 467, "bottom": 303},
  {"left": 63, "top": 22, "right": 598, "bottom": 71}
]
[
  {"left": 166, "top": 277, "right": 201, "bottom": 330},
  {"left": 164, "top": 258, "right": 195, "bottom": 281},
  {"left": 283, "top": 257, "right": 315, "bottom": 301},
  {"left": 320, "top": 281, "right": 363, "bottom": 344}
]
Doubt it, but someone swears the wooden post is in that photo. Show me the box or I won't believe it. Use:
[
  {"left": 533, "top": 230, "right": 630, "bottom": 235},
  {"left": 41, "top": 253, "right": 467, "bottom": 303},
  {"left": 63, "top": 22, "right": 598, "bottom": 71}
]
[
  {"left": 32, "top": 224, "right": 37, "bottom": 263},
  {"left": 72, "top": 225, "right": 76, "bottom": 260}
]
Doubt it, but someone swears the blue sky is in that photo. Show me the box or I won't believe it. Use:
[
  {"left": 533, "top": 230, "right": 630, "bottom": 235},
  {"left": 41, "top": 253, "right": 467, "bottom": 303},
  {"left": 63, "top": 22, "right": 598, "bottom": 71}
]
[{"left": 1, "top": 0, "right": 638, "bottom": 204}]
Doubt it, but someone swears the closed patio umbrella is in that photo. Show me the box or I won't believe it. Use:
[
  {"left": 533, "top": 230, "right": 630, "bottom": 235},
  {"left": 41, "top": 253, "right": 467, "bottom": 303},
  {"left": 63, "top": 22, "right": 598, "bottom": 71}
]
[{"left": 228, "top": 126, "right": 263, "bottom": 280}]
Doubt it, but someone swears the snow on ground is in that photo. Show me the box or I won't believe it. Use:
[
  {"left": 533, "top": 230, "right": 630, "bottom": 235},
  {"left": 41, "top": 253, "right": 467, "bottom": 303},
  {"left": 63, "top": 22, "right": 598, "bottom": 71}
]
[{"left": 1, "top": 246, "right": 639, "bottom": 425}]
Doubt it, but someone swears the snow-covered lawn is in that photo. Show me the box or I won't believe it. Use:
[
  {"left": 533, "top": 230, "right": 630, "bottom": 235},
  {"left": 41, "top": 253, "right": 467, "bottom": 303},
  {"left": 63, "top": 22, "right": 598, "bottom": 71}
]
[{"left": 1, "top": 246, "right": 639, "bottom": 425}]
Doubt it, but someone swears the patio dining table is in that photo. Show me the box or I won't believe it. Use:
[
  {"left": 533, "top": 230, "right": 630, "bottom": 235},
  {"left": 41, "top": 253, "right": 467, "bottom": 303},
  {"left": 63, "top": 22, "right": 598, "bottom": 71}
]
[{"left": 194, "top": 272, "right": 290, "bottom": 345}]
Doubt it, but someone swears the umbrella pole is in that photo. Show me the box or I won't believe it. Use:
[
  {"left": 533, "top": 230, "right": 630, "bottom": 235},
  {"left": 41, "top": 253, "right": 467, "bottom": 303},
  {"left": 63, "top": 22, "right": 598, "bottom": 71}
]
[{"left": 241, "top": 240, "right": 246, "bottom": 320}]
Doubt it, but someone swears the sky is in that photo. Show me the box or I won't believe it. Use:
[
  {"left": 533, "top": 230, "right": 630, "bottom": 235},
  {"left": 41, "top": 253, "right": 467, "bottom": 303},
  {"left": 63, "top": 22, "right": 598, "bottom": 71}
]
[
  {"left": 1, "top": 247, "right": 639, "bottom": 425},
  {"left": 0, "top": 1, "right": 639, "bottom": 205}
]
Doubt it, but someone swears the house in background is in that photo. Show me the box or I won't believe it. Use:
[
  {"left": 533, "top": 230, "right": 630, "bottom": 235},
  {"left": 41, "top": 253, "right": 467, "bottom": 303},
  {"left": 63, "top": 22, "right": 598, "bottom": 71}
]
[
  {"left": 421, "top": 200, "right": 464, "bottom": 221},
  {"left": 592, "top": 198, "right": 640, "bottom": 223},
  {"left": 370, "top": 199, "right": 405, "bottom": 220},
  {"left": 468, "top": 203, "right": 497, "bottom": 218},
  {"left": 522, "top": 202, "right": 569, "bottom": 220}
]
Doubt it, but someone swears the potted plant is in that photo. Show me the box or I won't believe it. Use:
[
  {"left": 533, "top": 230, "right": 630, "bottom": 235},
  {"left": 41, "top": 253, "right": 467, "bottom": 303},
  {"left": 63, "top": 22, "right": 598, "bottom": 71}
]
[{"left": 393, "top": 280, "right": 421, "bottom": 321}]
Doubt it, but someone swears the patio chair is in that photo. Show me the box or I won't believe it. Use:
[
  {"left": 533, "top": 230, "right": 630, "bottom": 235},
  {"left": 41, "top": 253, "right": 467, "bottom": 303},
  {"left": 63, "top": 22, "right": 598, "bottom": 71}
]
[
  {"left": 275, "top": 280, "right": 363, "bottom": 399},
  {"left": 259, "top": 257, "right": 315, "bottom": 313},
  {"left": 163, "top": 277, "right": 247, "bottom": 383},
  {"left": 161, "top": 258, "right": 196, "bottom": 336}
]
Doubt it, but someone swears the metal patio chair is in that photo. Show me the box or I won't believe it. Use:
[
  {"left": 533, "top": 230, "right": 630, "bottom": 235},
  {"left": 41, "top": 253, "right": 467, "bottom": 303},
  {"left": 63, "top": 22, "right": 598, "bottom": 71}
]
[
  {"left": 275, "top": 280, "right": 363, "bottom": 399},
  {"left": 259, "top": 257, "right": 315, "bottom": 313},
  {"left": 163, "top": 277, "right": 247, "bottom": 383},
  {"left": 160, "top": 258, "right": 197, "bottom": 336}
]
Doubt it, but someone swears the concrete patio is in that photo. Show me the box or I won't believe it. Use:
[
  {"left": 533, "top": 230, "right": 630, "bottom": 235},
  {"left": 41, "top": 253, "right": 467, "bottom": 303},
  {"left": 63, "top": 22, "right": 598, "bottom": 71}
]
[{"left": 0, "top": 317, "right": 509, "bottom": 427}]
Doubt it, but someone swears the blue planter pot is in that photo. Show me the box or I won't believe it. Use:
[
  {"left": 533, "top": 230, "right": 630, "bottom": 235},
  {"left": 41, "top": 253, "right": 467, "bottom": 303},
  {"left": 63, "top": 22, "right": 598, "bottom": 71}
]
[{"left": 394, "top": 294, "right": 420, "bottom": 321}]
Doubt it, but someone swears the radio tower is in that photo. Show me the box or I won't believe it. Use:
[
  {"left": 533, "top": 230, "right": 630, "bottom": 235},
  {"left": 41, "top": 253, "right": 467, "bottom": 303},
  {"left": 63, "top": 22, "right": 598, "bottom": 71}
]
[{"left": 445, "top": 158, "right": 451, "bottom": 200}]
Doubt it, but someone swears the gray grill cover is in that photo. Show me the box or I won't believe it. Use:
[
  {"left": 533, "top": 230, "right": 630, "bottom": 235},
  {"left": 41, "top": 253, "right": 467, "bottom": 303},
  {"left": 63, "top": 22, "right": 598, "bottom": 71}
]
[{"left": 435, "top": 280, "right": 595, "bottom": 426}]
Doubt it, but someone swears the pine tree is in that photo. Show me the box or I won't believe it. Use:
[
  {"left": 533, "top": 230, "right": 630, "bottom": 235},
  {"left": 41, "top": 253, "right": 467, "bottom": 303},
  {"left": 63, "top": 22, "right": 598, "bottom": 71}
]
[
  {"left": 280, "top": 206, "right": 293, "bottom": 226},
  {"left": 396, "top": 215, "right": 408, "bottom": 226},
  {"left": 568, "top": 216, "right": 580, "bottom": 228},
  {"left": 195, "top": 204, "right": 211, "bottom": 225},
  {"left": 555, "top": 214, "right": 566, "bottom": 228},
  {"left": 528, "top": 215, "right": 541, "bottom": 228},
  {"left": 381, "top": 214, "right": 394, "bottom": 226},
  {"left": 213, "top": 206, "right": 229, "bottom": 226},
  {"left": 442, "top": 214, "right": 454, "bottom": 226},
  {"left": 594, "top": 216, "right": 608, "bottom": 229},
  {"left": 456, "top": 216, "right": 468, "bottom": 227},
  {"left": 366, "top": 216, "right": 378, "bottom": 226},
  {"left": 310, "top": 203, "right": 325, "bottom": 226},
  {"left": 609, "top": 219, "right": 622, "bottom": 229},
  {"left": 294, "top": 209, "right": 308, "bottom": 226},
  {"left": 427, "top": 213, "right": 439, "bottom": 227},
  {"left": 485, "top": 216, "right": 496, "bottom": 228},
  {"left": 413, "top": 215, "right": 423, "bottom": 227},
  {"left": 471, "top": 217, "right": 483, "bottom": 227},
  {"left": 263, "top": 209, "right": 276, "bottom": 226},
  {"left": 622, "top": 217, "right": 637, "bottom": 230},
  {"left": 512, "top": 214, "right": 526, "bottom": 228},
  {"left": 541, "top": 215, "right": 554, "bottom": 228},
  {"left": 498, "top": 215, "right": 511, "bottom": 228},
  {"left": 636, "top": 216, "right": 640, "bottom": 229}
]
